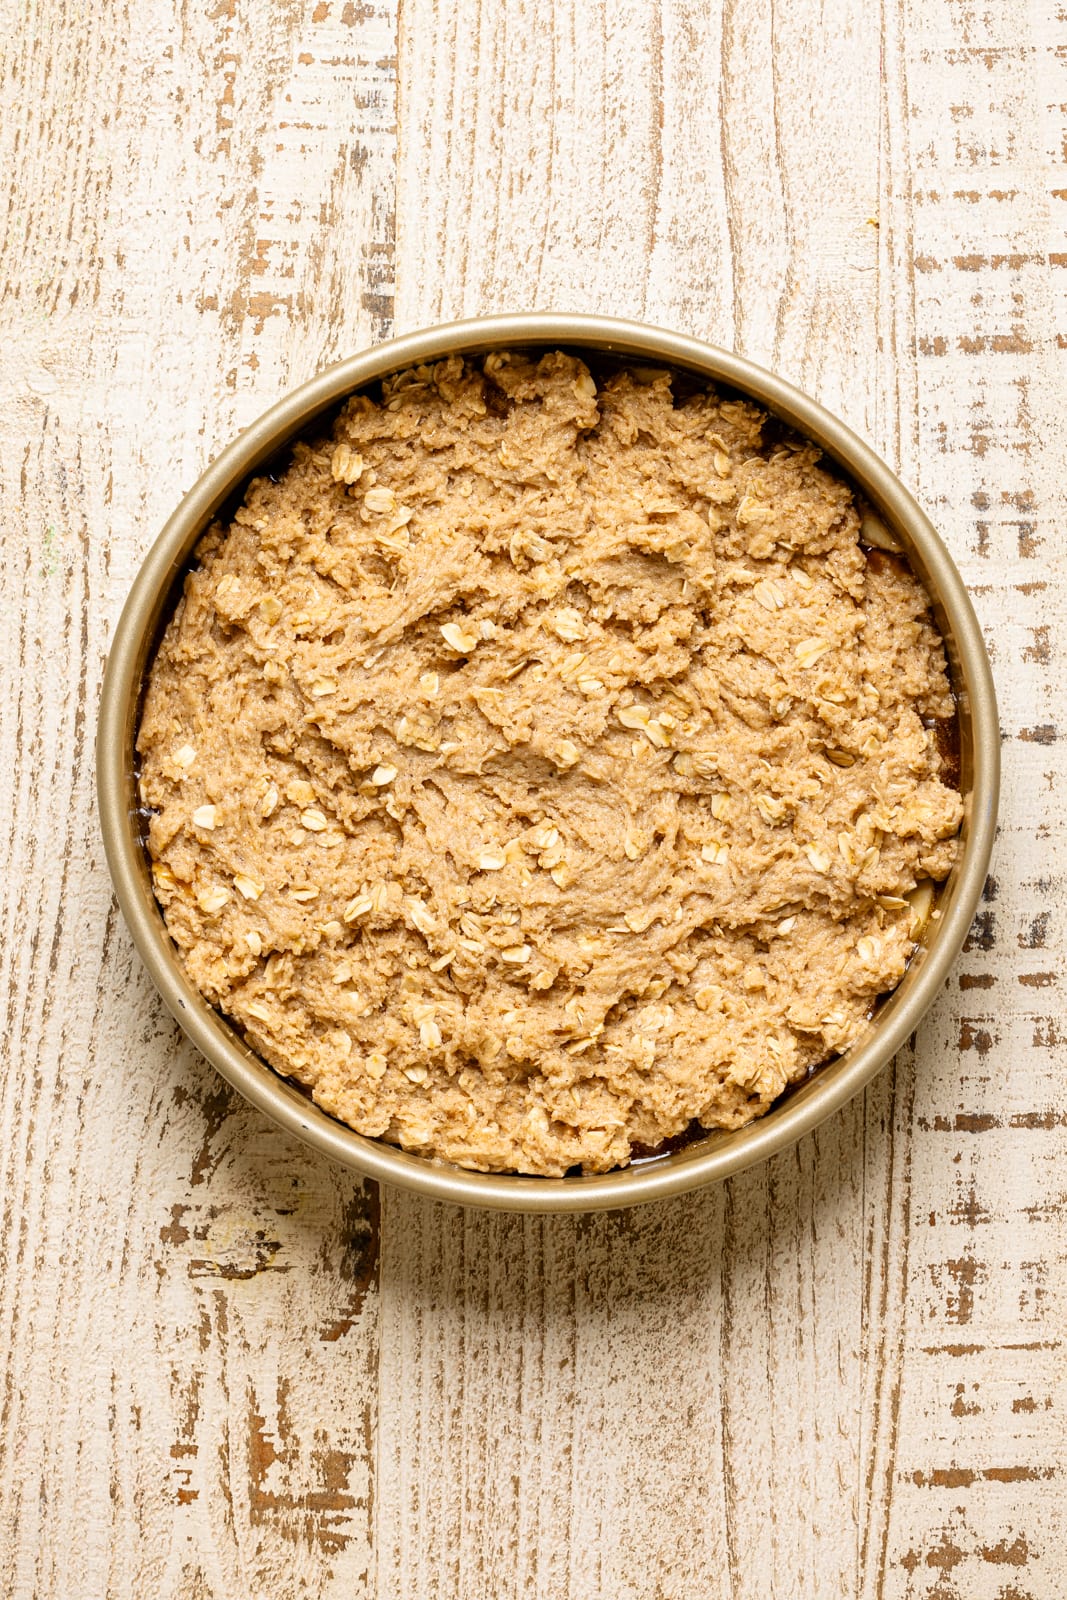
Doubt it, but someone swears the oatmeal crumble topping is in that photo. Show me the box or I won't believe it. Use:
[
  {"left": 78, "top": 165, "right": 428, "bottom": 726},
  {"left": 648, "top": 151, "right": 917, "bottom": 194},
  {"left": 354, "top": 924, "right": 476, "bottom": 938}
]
[{"left": 137, "top": 351, "right": 963, "bottom": 1175}]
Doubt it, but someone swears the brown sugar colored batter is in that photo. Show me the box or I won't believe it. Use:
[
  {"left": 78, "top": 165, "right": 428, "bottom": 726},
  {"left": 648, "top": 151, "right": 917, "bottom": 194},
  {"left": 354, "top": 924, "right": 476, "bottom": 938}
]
[{"left": 137, "top": 352, "right": 963, "bottom": 1175}]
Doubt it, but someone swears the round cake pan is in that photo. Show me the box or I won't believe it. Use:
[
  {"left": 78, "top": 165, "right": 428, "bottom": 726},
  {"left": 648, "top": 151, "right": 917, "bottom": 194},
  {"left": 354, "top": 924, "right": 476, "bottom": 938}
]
[{"left": 96, "top": 313, "right": 999, "bottom": 1212}]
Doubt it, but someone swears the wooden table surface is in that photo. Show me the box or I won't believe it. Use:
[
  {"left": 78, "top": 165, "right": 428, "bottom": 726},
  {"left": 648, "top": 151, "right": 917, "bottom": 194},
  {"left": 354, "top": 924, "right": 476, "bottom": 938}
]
[{"left": 2, "top": 1, "right": 1064, "bottom": 1595}]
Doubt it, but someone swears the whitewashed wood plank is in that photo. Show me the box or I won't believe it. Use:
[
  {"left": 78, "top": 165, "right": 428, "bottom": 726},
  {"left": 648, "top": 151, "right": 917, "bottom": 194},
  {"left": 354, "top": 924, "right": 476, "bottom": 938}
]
[
  {"left": 861, "top": 1, "right": 1067, "bottom": 1594},
  {"left": 0, "top": 0, "right": 397, "bottom": 1594},
  {"left": 376, "top": 1206, "right": 583, "bottom": 1598},
  {"left": 385, "top": 2, "right": 884, "bottom": 1596}
]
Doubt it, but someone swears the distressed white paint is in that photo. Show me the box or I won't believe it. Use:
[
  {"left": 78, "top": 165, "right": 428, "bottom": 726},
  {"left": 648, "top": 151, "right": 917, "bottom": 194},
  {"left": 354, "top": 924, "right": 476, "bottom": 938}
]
[{"left": 0, "top": 1, "right": 395, "bottom": 1594}]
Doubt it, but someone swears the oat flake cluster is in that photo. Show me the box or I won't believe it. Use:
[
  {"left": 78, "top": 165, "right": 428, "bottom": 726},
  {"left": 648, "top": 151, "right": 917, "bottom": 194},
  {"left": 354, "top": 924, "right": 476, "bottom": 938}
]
[{"left": 138, "top": 351, "right": 963, "bottom": 1175}]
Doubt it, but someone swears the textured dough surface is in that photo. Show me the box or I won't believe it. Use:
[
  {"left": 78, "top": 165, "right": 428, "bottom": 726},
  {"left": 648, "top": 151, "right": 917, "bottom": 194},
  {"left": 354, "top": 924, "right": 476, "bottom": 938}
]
[{"left": 137, "top": 352, "right": 963, "bottom": 1176}]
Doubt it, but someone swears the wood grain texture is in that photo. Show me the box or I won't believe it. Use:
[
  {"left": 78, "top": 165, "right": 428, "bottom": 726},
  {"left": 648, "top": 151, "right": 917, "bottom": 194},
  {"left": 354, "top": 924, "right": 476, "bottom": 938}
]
[
  {"left": 389, "top": 1, "right": 881, "bottom": 1597},
  {"left": 0, "top": 0, "right": 396, "bottom": 1594},
  {"left": 861, "top": 2, "right": 1067, "bottom": 1594},
  {"left": 1, "top": 0, "right": 1064, "bottom": 1594}
]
